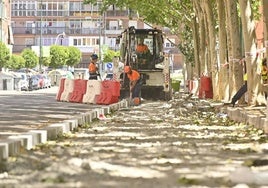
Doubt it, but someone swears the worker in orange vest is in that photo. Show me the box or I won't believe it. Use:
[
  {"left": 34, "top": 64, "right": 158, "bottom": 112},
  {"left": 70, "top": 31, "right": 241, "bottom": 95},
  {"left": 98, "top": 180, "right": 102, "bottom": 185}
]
[
  {"left": 136, "top": 38, "right": 149, "bottom": 54},
  {"left": 88, "top": 54, "right": 99, "bottom": 80},
  {"left": 136, "top": 38, "right": 150, "bottom": 67},
  {"left": 124, "top": 66, "right": 143, "bottom": 105}
]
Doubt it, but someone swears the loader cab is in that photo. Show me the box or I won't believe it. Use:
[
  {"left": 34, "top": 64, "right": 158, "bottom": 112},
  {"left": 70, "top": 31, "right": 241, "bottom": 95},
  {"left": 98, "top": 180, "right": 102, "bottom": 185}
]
[{"left": 119, "top": 27, "right": 165, "bottom": 70}]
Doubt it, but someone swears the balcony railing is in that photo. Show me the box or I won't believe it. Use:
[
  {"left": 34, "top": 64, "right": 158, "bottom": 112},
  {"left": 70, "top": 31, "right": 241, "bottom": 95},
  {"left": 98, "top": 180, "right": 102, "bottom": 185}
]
[{"left": 12, "top": 26, "right": 123, "bottom": 35}]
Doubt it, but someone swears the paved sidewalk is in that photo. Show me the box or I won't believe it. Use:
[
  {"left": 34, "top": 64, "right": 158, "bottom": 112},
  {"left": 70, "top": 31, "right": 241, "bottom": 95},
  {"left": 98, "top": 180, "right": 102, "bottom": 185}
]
[
  {"left": 0, "top": 88, "right": 267, "bottom": 161},
  {"left": 221, "top": 104, "right": 268, "bottom": 133},
  {"left": 0, "top": 87, "right": 128, "bottom": 160}
]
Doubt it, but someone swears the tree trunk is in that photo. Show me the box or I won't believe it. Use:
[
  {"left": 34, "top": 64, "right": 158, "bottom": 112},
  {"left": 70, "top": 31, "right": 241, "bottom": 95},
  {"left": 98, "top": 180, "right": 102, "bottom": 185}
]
[
  {"left": 216, "top": 0, "right": 229, "bottom": 101},
  {"left": 263, "top": 0, "right": 268, "bottom": 54},
  {"left": 192, "top": 16, "right": 200, "bottom": 79},
  {"left": 238, "top": 0, "right": 258, "bottom": 106},
  {"left": 203, "top": 0, "right": 218, "bottom": 100},
  {"left": 193, "top": 0, "right": 207, "bottom": 76},
  {"left": 226, "top": 0, "right": 244, "bottom": 102}
]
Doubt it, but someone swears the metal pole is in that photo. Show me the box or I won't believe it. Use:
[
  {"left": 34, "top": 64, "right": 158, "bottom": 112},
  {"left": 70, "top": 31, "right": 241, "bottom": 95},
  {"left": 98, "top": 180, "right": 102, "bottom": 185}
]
[{"left": 39, "top": 0, "right": 43, "bottom": 72}]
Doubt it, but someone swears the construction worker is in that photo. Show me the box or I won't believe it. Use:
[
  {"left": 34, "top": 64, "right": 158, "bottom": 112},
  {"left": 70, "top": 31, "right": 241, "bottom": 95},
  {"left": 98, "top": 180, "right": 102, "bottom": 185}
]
[
  {"left": 88, "top": 54, "right": 99, "bottom": 80},
  {"left": 136, "top": 38, "right": 151, "bottom": 67},
  {"left": 136, "top": 38, "right": 149, "bottom": 54},
  {"left": 124, "top": 66, "right": 142, "bottom": 105}
]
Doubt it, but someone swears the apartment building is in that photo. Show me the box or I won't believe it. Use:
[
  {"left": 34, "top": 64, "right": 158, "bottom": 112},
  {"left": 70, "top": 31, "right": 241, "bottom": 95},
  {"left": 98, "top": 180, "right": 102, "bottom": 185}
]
[
  {"left": 0, "top": 0, "right": 13, "bottom": 49},
  {"left": 11, "top": 0, "right": 182, "bottom": 69}
]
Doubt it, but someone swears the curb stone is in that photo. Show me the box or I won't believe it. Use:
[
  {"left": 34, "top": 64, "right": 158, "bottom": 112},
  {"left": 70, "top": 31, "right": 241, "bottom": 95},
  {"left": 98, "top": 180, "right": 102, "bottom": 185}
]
[{"left": 0, "top": 100, "right": 128, "bottom": 161}]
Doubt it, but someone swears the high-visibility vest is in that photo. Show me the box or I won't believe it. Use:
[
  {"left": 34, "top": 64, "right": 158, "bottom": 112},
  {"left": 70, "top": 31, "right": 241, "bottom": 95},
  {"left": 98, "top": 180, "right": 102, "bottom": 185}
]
[
  {"left": 261, "top": 66, "right": 268, "bottom": 81},
  {"left": 243, "top": 73, "right": 247, "bottom": 81}
]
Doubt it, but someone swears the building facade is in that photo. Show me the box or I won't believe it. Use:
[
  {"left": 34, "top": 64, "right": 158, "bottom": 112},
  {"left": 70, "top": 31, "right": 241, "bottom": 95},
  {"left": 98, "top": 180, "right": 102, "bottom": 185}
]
[
  {"left": 11, "top": 0, "right": 182, "bottom": 69},
  {"left": 0, "top": 0, "right": 13, "bottom": 48}
]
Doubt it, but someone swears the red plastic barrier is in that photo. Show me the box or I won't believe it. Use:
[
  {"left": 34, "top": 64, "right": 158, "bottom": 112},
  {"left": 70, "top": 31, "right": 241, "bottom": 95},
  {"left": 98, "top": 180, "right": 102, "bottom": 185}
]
[
  {"left": 69, "top": 79, "right": 88, "bottom": 103},
  {"left": 56, "top": 78, "right": 65, "bottom": 101},
  {"left": 96, "top": 92, "right": 119, "bottom": 105},
  {"left": 199, "top": 76, "right": 213, "bottom": 99},
  {"left": 101, "top": 80, "right": 120, "bottom": 96},
  {"left": 200, "top": 76, "right": 211, "bottom": 91},
  {"left": 95, "top": 80, "right": 120, "bottom": 105}
]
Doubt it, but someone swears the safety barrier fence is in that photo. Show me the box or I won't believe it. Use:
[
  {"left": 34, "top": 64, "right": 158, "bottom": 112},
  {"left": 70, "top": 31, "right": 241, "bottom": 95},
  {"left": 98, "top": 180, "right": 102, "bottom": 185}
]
[{"left": 56, "top": 78, "right": 120, "bottom": 105}]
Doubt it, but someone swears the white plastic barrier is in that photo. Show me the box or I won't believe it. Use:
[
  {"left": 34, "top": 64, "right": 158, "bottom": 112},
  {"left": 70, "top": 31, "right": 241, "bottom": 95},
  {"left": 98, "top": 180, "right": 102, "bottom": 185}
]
[
  {"left": 82, "top": 80, "right": 102, "bottom": 104},
  {"left": 60, "top": 79, "right": 74, "bottom": 102}
]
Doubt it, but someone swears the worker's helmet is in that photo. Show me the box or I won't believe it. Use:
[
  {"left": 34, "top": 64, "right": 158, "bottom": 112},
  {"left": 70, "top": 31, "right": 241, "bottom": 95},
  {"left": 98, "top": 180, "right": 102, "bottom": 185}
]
[
  {"left": 124, "top": 66, "right": 131, "bottom": 73},
  {"left": 91, "top": 54, "right": 98, "bottom": 60}
]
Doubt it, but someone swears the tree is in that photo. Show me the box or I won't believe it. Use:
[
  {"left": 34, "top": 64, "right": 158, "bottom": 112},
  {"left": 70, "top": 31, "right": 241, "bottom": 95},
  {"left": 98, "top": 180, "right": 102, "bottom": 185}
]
[
  {"left": 21, "top": 48, "right": 39, "bottom": 69},
  {"left": 50, "top": 45, "right": 69, "bottom": 69},
  {"left": 85, "top": 0, "right": 265, "bottom": 105},
  {"left": 6, "top": 54, "right": 25, "bottom": 70},
  {"left": 42, "top": 56, "right": 51, "bottom": 67},
  {"left": 225, "top": 0, "right": 244, "bottom": 103},
  {"left": 263, "top": 0, "right": 268, "bottom": 55},
  {"left": 0, "top": 42, "right": 11, "bottom": 70},
  {"left": 238, "top": 0, "right": 259, "bottom": 105},
  {"left": 66, "top": 46, "right": 81, "bottom": 67},
  {"left": 102, "top": 49, "right": 120, "bottom": 63},
  {"left": 216, "top": 0, "right": 228, "bottom": 101}
]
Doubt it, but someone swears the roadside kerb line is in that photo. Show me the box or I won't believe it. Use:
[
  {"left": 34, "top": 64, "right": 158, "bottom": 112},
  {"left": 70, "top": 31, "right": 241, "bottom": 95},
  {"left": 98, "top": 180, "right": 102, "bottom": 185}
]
[{"left": 0, "top": 100, "right": 129, "bottom": 161}]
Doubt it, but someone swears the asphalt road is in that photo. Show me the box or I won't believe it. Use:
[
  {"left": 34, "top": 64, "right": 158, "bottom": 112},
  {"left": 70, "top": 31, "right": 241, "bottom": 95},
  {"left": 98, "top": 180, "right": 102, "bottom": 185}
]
[{"left": 0, "top": 87, "right": 103, "bottom": 141}]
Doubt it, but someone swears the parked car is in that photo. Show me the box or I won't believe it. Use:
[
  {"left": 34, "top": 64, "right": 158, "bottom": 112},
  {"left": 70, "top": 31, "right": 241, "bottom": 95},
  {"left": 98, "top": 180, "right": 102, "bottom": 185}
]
[
  {"left": 42, "top": 74, "right": 52, "bottom": 88},
  {"left": 29, "top": 75, "right": 40, "bottom": 90},
  {"left": 36, "top": 74, "right": 45, "bottom": 89},
  {"left": 16, "top": 72, "right": 29, "bottom": 91}
]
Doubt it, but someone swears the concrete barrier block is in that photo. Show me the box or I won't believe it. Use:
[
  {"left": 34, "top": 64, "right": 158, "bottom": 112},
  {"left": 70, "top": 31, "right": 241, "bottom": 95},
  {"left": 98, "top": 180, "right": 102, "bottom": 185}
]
[
  {"left": 226, "top": 107, "right": 236, "bottom": 120},
  {"left": 240, "top": 111, "right": 247, "bottom": 124},
  {"left": 92, "top": 110, "right": 97, "bottom": 119},
  {"left": 63, "top": 119, "right": 78, "bottom": 131},
  {"left": 46, "top": 124, "right": 64, "bottom": 140},
  {"left": 77, "top": 116, "right": 85, "bottom": 126},
  {"left": 102, "top": 106, "right": 110, "bottom": 114},
  {"left": 262, "top": 118, "right": 268, "bottom": 134},
  {"left": 247, "top": 114, "right": 258, "bottom": 126},
  {"left": 0, "top": 142, "right": 8, "bottom": 160},
  {"left": 29, "top": 130, "right": 47, "bottom": 144},
  {"left": 10, "top": 131, "right": 40, "bottom": 150},
  {"left": 0, "top": 139, "right": 21, "bottom": 158}
]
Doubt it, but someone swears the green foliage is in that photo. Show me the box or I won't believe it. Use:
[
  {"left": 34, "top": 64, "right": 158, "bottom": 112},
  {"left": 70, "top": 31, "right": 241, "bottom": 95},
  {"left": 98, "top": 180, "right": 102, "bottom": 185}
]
[
  {"left": 84, "top": 0, "right": 195, "bottom": 65},
  {"left": 66, "top": 46, "right": 81, "bottom": 67},
  {"left": 0, "top": 42, "right": 11, "bottom": 68},
  {"left": 21, "top": 48, "right": 38, "bottom": 69},
  {"left": 251, "top": 0, "right": 261, "bottom": 20},
  {"left": 6, "top": 54, "right": 25, "bottom": 70},
  {"left": 103, "top": 49, "right": 120, "bottom": 63},
  {"left": 41, "top": 56, "right": 51, "bottom": 67},
  {"left": 50, "top": 45, "right": 69, "bottom": 69}
]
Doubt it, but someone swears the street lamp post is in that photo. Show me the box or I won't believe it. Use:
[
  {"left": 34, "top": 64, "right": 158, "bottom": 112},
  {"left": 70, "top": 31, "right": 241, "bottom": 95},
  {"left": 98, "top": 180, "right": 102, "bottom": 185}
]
[{"left": 54, "top": 32, "right": 66, "bottom": 45}]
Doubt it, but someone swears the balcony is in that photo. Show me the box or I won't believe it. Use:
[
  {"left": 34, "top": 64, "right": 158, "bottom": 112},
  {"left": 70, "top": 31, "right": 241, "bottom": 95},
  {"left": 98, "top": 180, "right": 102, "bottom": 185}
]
[{"left": 12, "top": 26, "right": 124, "bottom": 36}]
